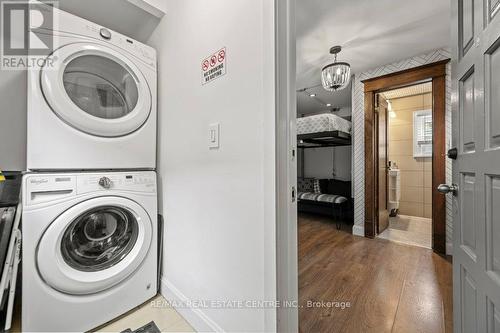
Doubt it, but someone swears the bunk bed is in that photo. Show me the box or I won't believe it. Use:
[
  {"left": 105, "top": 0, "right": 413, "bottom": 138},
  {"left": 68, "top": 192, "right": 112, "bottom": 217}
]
[
  {"left": 297, "top": 113, "right": 352, "bottom": 148},
  {"left": 297, "top": 113, "right": 353, "bottom": 228}
]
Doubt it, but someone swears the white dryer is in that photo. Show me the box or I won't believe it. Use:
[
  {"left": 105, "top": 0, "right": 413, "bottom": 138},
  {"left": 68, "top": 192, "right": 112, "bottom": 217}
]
[
  {"left": 22, "top": 171, "right": 157, "bottom": 332},
  {"left": 27, "top": 4, "right": 157, "bottom": 170}
]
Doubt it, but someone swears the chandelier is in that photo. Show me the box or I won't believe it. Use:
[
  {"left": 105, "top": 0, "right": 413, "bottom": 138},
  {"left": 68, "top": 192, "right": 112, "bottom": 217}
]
[{"left": 321, "top": 46, "right": 351, "bottom": 91}]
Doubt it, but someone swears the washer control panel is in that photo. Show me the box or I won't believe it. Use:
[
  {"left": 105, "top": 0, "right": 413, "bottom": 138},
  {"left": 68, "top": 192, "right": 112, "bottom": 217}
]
[
  {"left": 24, "top": 175, "right": 77, "bottom": 206},
  {"left": 24, "top": 172, "right": 156, "bottom": 206},
  {"left": 78, "top": 172, "right": 156, "bottom": 194}
]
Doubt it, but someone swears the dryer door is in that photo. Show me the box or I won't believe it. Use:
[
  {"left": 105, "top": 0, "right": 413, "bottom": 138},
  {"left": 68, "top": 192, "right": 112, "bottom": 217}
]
[
  {"left": 40, "top": 43, "right": 152, "bottom": 137},
  {"left": 37, "top": 197, "right": 153, "bottom": 295}
]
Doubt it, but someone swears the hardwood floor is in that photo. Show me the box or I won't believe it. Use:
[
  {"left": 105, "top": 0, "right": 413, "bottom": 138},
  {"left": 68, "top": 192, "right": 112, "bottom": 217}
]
[{"left": 298, "top": 213, "right": 452, "bottom": 333}]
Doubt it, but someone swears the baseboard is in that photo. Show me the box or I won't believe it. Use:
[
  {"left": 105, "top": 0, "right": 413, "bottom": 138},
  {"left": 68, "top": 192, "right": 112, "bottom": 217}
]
[
  {"left": 446, "top": 242, "right": 453, "bottom": 256},
  {"left": 352, "top": 224, "right": 364, "bottom": 236},
  {"left": 160, "top": 276, "right": 224, "bottom": 333}
]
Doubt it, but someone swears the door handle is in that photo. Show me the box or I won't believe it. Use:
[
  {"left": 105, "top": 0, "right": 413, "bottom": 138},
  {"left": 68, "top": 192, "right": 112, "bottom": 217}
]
[
  {"left": 437, "top": 184, "right": 459, "bottom": 196},
  {"left": 446, "top": 147, "right": 458, "bottom": 160}
]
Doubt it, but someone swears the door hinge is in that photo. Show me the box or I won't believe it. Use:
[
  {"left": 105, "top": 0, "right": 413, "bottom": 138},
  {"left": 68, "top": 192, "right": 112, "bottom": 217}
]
[{"left": 291, "top": 186, "right": 296, "bottom": 202}]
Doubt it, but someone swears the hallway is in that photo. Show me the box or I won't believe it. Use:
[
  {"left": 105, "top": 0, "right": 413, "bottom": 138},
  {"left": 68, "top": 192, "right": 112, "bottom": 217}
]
[{"left": 298, "top": 214, "right": 452, "bottom": 333}]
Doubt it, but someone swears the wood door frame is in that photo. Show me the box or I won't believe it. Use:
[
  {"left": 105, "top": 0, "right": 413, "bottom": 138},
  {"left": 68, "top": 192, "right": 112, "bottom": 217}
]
[
  {"left": 375, "top": 95, "right": 389, "bottom": 234},
  {"left": 362, "top": 59, "right": 450, "bottom": 254}
]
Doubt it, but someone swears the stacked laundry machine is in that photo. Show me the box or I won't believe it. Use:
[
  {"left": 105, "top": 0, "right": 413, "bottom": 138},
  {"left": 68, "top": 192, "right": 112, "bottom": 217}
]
[{"left": 22, "top": 4, "right": 158, "bottom": 332}]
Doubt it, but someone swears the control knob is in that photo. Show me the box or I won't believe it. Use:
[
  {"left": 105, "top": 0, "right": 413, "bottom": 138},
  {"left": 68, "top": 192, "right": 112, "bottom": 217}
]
[{"left": 98, "top": 177, "right": 112, "bottom": 189}]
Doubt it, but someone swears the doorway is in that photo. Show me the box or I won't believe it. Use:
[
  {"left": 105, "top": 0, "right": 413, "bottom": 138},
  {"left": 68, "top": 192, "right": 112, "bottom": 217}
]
[
  {"left": 375, "top": 82, "right": 434, "bottom": 249},
  {"left": 274, "top": 2, "right": 455, "bottom": 331},
  {"left": 363, "top": 60, "right": 449, "bottom": 254}
]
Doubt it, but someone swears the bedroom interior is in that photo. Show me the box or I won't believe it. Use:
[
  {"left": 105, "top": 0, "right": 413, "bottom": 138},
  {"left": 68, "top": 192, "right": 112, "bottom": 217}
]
[
  {"left": 296, "top": 85, "right": 354, "bottom": 230},
  {"left": 296, "top": 115, "right": 353, "bottom": 229},
  {"left": 296, "top": 45, "right": 354, "bottom": 230}
]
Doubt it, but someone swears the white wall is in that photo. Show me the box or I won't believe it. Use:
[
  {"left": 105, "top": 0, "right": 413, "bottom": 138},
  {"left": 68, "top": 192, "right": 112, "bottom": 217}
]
[
  {"left": 0, "top": 70, "right": 26, "bottom": 172},
  {"left": 299, "top": 146, "right": 352, "bottom": 181},
  {"left": 148, "top": 1, "right": 276, "bottom": 332},
  {"left": 0, "top": 0, "right": 26, "bottom": 172}
]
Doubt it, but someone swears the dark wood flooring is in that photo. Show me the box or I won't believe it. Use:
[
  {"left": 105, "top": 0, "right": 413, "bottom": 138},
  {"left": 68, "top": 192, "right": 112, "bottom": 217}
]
[{"left": 298, "top": 214, "right": 453, "bottom": 333}]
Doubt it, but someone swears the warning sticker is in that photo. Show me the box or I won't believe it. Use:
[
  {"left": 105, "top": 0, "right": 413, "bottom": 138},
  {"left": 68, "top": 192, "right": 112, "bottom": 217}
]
[{"left": 202, "top": 47, "right": 226, "bottom": 85}]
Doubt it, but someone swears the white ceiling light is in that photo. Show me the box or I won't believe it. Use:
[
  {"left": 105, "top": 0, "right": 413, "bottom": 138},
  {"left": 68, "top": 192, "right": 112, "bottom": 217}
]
[
  {"left": 309, "top": 93, "right": 316, "bottom": 97},
  {"left": 321, "top": 46, "right": 351, "bottom": 92},
  {"left": 326, "top": 103, "right": 332, "bottom": 107}
]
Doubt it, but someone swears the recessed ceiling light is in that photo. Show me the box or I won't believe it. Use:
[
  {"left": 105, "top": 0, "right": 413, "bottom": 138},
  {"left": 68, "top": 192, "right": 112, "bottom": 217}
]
[
  {"left": 309, "top": 93, "right": 316, "bottom": 98},
  {"left": 326, "top": 103, "right": 332, "bottom": 107}
]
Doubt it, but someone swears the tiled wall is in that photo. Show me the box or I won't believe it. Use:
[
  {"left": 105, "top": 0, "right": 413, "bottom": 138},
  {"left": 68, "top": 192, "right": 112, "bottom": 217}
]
[
  {"left": 388, "top": 93, "right": 433, "bottom": 218},
  {"left": 351, "top": 48, "right": 453, "bottom": 254}
]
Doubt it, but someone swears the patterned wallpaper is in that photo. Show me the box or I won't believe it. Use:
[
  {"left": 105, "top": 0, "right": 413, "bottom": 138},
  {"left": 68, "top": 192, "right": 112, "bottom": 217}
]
[{"left": 351, "top": 48, "right": 454, "bottom": 254}]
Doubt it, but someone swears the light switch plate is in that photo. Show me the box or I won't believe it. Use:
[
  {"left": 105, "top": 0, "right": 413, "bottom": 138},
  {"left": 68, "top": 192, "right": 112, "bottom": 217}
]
[{"left": 208, "top": 123, "right": 220, "bottom": 149}]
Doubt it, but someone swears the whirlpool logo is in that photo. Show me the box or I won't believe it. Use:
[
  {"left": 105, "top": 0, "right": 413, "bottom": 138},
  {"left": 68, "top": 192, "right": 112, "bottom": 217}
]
[
  {"left": 30, "top": 178, "right": 49, "bottom": 185},
  {"left": 1, "top": 1, "right": 58, "bottom": 70}
]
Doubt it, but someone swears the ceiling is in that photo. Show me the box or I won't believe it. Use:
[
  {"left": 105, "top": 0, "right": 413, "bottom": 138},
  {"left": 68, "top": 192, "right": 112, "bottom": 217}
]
[
  {"left": 296, "top": 0, "right": 450, "bottom": 114},
  {"left": 297, "top": 80, "right": 352, "bottom": 116},
  {"left": 380, "top": 82, "right": 432, "bottom": 100}
]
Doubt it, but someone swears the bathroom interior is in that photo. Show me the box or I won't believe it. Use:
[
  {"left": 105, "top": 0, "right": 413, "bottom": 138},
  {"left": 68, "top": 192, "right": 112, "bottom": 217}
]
[{"left": 377, "top": 82, "right": 433, "bottom": 248}]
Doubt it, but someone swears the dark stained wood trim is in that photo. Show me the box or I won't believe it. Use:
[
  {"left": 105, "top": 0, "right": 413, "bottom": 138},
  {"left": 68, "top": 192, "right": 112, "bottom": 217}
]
[
  {"left": 363, "top": 60, "right": 448, "bottom": 254},
  {"left": 362, "top": 59, "right": 450, "bottom": 92},
  {"left": 432, "top": 75, "right": 447, "bottom": 254},
  {"left": 377, "top": 96, "right": 390, "bottom": 234},
  {"left": 364, "top": 91, "right": 376, "bottom": 238}
]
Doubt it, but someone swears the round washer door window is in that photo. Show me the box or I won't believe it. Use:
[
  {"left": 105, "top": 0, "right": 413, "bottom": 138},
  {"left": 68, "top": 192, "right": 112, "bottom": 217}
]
[
  {"left": 37, "top": 197, "right": 153, "bottom": 295},
  {"left": 40, "top": 43, "right": 152, "bottom": 137},
  {"left": 60, "top": 206, "right": 139, "bottom": 272}
]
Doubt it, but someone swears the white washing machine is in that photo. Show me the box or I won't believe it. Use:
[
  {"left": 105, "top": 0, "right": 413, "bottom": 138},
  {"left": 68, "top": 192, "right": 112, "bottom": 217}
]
[
  {"left": 27, "top": 4, "right": 157, "bottom": 171},
  {"left": 22, "top": 171, "right": 158, "bottom": 332}
]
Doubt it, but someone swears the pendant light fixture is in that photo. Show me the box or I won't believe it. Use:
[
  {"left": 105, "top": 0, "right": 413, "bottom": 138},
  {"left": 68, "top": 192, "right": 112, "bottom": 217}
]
[{"left": 321, "top": 46, "right": 351, "bottom": 92}]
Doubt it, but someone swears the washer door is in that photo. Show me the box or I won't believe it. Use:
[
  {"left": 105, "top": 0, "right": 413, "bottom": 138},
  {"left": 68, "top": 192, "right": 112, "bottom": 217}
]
[
  {"left": 40, "top": 43, "right": 152, "bottom": 137},
  {"left": 37, "top": 197, "right": 152, "bottom": 295}
]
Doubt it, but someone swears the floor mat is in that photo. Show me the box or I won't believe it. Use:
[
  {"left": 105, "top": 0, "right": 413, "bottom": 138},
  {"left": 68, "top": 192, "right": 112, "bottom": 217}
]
[{"left": 121, "top": 321, "right": 161, "bottom": 333}]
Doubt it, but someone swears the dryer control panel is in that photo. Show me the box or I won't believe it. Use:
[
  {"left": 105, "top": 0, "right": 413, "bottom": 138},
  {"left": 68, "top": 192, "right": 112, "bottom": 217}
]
[
  {"left": 32, "top": 3, "right": 157, "bottom": 68},
  {"left": 82, "top": 23, "right": 156, "bottom": 65}
]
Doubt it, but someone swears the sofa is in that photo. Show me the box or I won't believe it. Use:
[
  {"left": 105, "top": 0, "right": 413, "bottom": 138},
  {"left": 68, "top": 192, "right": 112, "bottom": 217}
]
[{"left": 297, "top": 178, "right": 354, "bottom": 229}]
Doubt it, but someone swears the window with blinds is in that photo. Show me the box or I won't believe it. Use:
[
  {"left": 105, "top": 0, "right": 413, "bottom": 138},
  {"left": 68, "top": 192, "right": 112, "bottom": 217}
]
[{"left": 413, "top": 109, "right": 433, "bottom": 157}]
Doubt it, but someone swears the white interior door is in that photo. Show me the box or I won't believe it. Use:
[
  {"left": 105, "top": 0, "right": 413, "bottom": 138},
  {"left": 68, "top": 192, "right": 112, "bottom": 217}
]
[{"left": 451, "top": 0, "right": 500, "bottom": 331}]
